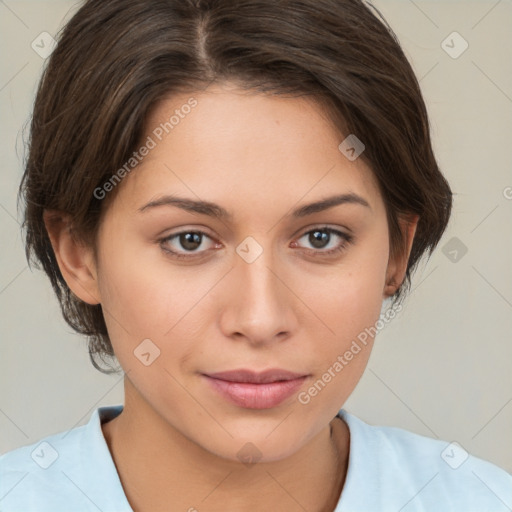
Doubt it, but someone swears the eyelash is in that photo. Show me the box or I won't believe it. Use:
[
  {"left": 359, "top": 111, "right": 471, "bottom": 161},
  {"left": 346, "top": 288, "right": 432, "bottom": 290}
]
[{"left": 158, "top": 226, "right": 353, "bottom": 260}]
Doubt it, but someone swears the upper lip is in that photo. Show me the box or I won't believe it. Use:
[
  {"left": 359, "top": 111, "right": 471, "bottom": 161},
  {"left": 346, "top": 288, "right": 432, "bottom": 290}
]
[{"left": 204, "top": 369, "right": 308, "bottom": 384}]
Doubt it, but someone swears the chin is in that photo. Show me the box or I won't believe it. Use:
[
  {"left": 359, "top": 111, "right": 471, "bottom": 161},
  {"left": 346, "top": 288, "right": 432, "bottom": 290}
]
[{"left": 195, "top": 423, "right": 314, "bottom": 466}]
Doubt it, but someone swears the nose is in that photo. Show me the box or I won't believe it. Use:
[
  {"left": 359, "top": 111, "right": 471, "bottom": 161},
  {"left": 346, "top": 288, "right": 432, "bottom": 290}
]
[{"left": 218, "top": 246, "right": 298, "bottom": 347}]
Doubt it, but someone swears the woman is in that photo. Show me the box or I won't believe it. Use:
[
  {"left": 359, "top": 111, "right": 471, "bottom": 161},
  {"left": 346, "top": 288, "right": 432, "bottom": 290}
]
[{"left": 1, "top": 0, "right": 510, "bottom": 510}]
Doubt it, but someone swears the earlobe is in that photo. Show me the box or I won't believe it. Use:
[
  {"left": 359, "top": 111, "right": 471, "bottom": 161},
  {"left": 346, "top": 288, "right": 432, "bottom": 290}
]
[
  {"left": 43, "top": 210, "right": 101, "bottom": 305},
  {"left": 383, "top": 214, "right": 419, "bottom": 298}
]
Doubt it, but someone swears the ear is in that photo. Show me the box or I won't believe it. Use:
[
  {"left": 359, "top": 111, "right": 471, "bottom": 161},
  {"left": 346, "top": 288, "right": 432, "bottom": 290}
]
[
  {"left": 43, "top": 210, "right": 101, "bottom": 305},
  {"left": 383, "top": 214, "right": 419, "bottom": 298}
]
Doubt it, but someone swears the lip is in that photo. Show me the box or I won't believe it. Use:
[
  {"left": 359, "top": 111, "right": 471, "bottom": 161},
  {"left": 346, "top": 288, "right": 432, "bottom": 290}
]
[{"left": 202, "top": 369, "right": 309, "bottom": 409}]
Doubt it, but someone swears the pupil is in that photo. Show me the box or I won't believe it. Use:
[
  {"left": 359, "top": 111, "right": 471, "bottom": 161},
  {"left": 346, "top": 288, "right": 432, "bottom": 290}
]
[
  {"left": 310, "top": 230, "right": 329, "bottom": 249},
  {"left": 181, "top": 232, "right": 202, "bottom": 250}
]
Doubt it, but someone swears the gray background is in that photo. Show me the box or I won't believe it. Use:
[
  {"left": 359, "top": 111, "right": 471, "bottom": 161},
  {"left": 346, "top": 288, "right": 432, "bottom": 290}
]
[{"left": 1, "top": 0, "right": 511, "bottom": 473}]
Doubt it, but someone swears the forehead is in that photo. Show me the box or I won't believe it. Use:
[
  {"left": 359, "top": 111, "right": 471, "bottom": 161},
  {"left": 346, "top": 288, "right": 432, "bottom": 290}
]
[{"left": 112, "top": 84, "right": 384, "bottom": 218}]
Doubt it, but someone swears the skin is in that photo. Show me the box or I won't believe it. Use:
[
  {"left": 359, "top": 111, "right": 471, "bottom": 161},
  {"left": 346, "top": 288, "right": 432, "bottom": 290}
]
[{"left": 45, "top": 82, "right": 418, "bottom": 512}]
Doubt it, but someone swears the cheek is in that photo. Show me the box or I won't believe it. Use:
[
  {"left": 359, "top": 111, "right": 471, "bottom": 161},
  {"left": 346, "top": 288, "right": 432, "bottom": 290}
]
[
  {"left": 300, "top": 232, "right": 389, "bottom": 393},
  {"left": 94, "top": 237, "right": 171, "bottom": 350},
  {"left": 309, "top": 233, "right": 389, "bottom": 339},
  {"left": 95, "top": 235, "right": 219, "bottom": 372}
]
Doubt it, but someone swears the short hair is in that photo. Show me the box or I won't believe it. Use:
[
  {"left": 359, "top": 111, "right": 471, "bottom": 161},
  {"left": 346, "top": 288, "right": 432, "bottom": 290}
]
[{"left": 19, "top": 0, "right": 452, "bottom": 374}]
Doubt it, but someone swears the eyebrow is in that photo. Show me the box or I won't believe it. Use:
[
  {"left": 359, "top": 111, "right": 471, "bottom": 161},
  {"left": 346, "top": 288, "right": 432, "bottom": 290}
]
[{"left": 138, "top": 193, "right": 370, "bottom": 219}]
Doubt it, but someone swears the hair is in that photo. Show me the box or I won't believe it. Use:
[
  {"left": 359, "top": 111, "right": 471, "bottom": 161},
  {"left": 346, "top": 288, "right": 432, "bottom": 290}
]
[{"left": 19, "top": 0, "right": 452, "bottom": 374}]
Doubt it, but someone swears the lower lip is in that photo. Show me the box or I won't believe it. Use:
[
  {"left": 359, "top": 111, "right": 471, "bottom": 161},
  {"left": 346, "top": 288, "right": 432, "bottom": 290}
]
[{"left": 203, "top": 375, "right": 307, "bottom": 409}]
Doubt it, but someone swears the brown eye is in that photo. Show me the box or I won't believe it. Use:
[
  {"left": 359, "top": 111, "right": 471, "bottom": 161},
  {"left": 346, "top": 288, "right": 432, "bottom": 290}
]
[
  {"left": 160, "top": 230, "right": 217, "bottom": 259},
  {"left": 308, "top": 229, "right": 331, "bottom": 249},
  {"left": 294, "top": 227, "right": 353, "bottom": 257},
  {"left": 178, "top": 232, "right": 203, "bottom": 251}
]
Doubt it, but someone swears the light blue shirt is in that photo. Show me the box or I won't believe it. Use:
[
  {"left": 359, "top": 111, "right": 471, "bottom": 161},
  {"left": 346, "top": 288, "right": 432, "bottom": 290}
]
[{"left": 1, "top": 405, "right": 511, "bottom": 511}]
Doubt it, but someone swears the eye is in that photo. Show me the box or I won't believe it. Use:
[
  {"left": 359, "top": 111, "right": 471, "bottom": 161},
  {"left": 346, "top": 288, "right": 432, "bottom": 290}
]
[
  {"left": 292, "top": 227, "right": 353, "bottom": 257},
  {"left": 159, "top": 226, "right": 353, "bottom": 260},
  {"left": 159, "top": 230, "right": 219, "bottom": 259}
]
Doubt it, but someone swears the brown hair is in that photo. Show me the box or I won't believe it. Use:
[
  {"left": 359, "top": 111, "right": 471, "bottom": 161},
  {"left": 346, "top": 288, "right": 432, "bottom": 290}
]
[{"left": 19, "top": 0, "right": 452, "bottom": 374}]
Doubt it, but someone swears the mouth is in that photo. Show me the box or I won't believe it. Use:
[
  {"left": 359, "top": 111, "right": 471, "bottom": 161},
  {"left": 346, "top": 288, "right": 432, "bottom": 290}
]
[{"left": 202, "top": 369, "right": 309, "bottom": 409}]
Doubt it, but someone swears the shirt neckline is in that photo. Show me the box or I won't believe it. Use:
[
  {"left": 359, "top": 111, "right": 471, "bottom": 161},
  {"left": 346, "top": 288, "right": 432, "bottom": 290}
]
[{"left": 90, "top": 405, "right": 355, "bottom": 511}]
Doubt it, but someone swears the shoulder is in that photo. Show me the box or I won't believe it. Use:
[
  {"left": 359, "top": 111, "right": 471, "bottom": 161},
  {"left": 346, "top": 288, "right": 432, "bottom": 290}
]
[
  {"left": 0, "top": 423, "right": 90, "bottom": 511},
  {"left": 337, "top": 411, "right": 512, "bottom": 512},
  {"left": 0, "top": 405, "right": 129, "bottom": 512}
]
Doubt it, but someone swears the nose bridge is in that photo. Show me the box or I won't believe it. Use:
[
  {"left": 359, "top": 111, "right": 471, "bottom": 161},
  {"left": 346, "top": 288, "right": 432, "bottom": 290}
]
[
  {"left": 223, "top": 237, "right": 295, "bottom": 343},
  {"left": 240, "top": 248, "right": 279, "bottom": 305}
]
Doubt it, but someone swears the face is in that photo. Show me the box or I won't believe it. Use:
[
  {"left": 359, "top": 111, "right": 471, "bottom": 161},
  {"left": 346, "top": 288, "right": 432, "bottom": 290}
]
[{"left": 87, "top": 83, "right": 401, "bottom": 462}]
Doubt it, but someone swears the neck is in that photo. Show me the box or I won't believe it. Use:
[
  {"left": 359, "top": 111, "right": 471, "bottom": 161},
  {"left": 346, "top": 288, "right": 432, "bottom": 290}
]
[{"left": 102, "top": 380, "right": 349, "bottom": 512}]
